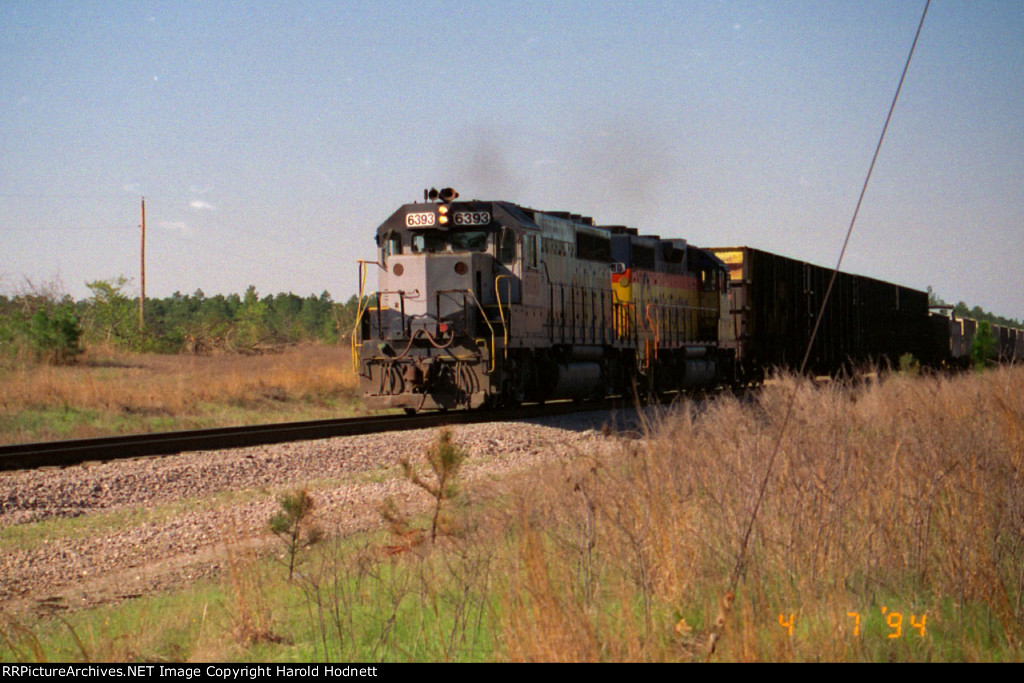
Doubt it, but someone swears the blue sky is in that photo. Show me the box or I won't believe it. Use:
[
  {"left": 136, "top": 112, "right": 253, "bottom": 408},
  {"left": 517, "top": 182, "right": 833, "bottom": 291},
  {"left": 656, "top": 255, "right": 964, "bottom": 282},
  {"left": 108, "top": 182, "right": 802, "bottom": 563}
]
[{"left": 2, "top": 1, "right": 1022, "bottom": 320}]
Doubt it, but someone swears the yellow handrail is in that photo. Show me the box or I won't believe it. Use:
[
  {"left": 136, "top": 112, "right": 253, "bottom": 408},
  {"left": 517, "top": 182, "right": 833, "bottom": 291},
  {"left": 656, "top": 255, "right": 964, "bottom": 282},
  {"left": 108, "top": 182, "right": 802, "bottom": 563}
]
[
  {"left": 641, "top": 301, "right": 721, "bottom": 368},
  {"left": 494, "top": 275, "right": 511, "bottom": 359},
  {"left": 351, "top": 260, "right": 384, "bottom": 372},
  {"left": 644, "top": 303, "right": 661, "bottom": 366},
  {"left": 436, "top": 288, "right": 498, "bottom": 374}
]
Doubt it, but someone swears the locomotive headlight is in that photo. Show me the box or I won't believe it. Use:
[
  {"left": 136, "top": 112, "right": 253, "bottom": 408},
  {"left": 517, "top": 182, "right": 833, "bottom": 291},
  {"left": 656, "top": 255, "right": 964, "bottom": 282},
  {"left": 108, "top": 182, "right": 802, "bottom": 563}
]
[
  {"left": 454, "top": 261, "right": 468, "bottom": 275},
  {"left": 437, "top": 205, "right": 449, "bottom": 224},
  {"left": 437, "top": 205, "right": 449, "bottom": 215},
  {"left": 438, "top": 215, "right": 449, "bottom": 225}
]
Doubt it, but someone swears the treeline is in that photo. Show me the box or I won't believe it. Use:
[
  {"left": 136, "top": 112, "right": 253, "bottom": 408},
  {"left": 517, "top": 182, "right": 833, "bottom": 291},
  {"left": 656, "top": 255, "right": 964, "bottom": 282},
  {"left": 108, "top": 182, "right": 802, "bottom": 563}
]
[
  {"left": 949, "top": 302, "right": 1022, "bottom": 330},
  {"left": 0, "top": 277, "right": 361, "bottom": 363},
  {"left": 928, "top": 287, "right": 1022, "bottom": 329}
]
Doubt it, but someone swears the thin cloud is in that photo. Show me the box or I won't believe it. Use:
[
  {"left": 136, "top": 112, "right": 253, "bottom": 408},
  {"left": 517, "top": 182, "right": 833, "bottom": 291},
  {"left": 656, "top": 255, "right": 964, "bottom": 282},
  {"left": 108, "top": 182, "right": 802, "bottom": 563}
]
[
  {"left": 159, "top": 220, "right": 193, "bottom": 237},
  {"left": 189, "top": 200, "right": 216, "bottom": 211}
]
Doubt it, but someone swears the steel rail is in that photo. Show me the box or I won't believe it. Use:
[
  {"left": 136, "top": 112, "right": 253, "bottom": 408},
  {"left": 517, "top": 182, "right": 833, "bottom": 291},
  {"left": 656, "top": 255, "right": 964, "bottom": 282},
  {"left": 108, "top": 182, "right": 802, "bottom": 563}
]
[{"left": 0, "top": 398, "right": 632, "bottom": 472}]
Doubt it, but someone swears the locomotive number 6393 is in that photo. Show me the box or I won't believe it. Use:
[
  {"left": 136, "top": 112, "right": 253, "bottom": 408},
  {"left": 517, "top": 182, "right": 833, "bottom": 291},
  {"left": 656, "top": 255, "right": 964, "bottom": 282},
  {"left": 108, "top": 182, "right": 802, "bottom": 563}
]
[
  {"left": 405, "top": 212, "right": 436, "bottom": 227},
  {"left": 453, "top": 211, "right": 490, "bottom": 226}
]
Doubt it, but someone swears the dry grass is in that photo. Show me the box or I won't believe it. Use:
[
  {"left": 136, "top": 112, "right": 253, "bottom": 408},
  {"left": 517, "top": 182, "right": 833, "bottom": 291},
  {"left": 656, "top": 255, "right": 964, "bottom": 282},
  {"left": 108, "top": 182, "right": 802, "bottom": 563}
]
[
  {"left": 493, "top": 366, "right": 1024, "bottom": 661},
  {"left": 5, "top": 366, "right": 1021, "bottom": 662},
  {"left": 0, "top": 343, "right": 362, "bottom": 443}
]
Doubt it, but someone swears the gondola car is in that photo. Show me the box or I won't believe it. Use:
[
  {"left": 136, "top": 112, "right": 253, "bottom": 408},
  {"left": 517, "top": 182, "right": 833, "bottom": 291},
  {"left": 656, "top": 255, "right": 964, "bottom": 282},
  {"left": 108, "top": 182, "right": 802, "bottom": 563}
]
[{"left": 709, "top": 246, "right": 933, "bottom": 382}]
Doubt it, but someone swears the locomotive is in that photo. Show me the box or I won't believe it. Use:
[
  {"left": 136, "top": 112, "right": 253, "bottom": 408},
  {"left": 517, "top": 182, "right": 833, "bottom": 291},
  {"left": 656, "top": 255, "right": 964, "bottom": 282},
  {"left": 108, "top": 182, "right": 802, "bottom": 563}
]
[{"left": 354, "top": 189, "right": 1022, "bottom": 412}]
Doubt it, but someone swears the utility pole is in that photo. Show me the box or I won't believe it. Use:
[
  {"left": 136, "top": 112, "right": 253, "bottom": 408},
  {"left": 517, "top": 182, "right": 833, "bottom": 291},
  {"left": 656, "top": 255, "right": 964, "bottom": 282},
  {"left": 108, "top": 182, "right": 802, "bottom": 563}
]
[{"left": 140, "top": 196, "right": 146, "bottom": 332}]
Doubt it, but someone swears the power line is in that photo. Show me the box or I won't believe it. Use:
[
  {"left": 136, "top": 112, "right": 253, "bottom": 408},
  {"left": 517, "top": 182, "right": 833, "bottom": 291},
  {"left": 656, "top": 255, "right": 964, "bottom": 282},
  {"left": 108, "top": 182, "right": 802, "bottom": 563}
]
[
  {"left": 713, "top": 0, "right": 932, "bottom": 660},
  {"left": 0, "top": 225, "right": 135, "bottom": 232},
  {"left": 0, "top": 192, "right": 135, "bottom": 199}
]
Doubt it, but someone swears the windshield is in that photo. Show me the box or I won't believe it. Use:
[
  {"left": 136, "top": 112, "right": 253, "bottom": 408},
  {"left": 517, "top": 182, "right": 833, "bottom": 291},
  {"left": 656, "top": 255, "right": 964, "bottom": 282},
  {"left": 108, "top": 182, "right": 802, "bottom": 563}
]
[{"left": 411, "top": 230, "right": 488, "bottom": 254}]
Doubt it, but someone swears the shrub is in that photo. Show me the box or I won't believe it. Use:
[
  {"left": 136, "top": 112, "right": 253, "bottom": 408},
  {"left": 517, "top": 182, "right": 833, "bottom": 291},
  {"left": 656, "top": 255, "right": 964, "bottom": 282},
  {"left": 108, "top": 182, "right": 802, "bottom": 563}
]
[
  {"left": 269, "top": 489, "right": 322, "bottom": 581},
  {"left": 970, "top": 320, "right": 996, "bottom": 370},
  {"left": 386, "top": 428, "right": 469, "bottom": 544}
]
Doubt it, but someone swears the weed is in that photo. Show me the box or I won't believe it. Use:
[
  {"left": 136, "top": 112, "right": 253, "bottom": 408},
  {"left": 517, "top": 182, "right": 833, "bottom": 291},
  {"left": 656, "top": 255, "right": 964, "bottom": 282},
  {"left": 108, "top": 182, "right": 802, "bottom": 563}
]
[
  {"left": 0, "top": 612, "right": 48, "bottom": 662},
  {"left": 223, "top": 540, "right": 281, "bottom": 647},
  {"left": 899, "top": 353, "right": 920, "bottom": 375}
]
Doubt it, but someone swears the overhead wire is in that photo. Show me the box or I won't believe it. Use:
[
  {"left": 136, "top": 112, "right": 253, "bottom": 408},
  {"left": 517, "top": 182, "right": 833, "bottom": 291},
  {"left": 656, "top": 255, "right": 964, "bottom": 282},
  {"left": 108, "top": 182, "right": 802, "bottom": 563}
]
[
  {"left": 711, "top": 0, "right": 933, "bottom": 658},
  {"left": 1, "top": 192, "right": 351, "bottom": 296}
]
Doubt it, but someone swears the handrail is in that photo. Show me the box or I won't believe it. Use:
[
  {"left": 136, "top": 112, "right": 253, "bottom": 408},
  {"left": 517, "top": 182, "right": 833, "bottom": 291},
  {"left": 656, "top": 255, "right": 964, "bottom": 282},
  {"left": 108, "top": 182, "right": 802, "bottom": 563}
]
[
  {"left": 436, "top": 288, "right": 498, "bottom": 373},
  {"left": 642, "top": 302, "right": 721, "bottom": 367},
  {"left": 644, "top": 304, "right": 661, "bottom": 365},
  {"left": 352, "top": 260, "right": 385, "bottom": 371},
  {"left": 388, "top": 327, "right": 456, "bottom": 361},
  {"left": 494, "top": 274, "right": 512, "bottom": 359},
  {"left": 612, "top": 300, "right": 636, "bottom": 345},
  {"left": 356, "top": 284, "right": 496, "bottom": 374}
]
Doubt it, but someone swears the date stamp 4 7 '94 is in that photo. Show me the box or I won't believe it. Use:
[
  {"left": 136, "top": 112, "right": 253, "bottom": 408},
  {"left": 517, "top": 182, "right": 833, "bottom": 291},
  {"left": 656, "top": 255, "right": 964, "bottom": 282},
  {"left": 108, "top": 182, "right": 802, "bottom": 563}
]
[{"left": 778, "top": 606, "right": 927, "bottom": 639}]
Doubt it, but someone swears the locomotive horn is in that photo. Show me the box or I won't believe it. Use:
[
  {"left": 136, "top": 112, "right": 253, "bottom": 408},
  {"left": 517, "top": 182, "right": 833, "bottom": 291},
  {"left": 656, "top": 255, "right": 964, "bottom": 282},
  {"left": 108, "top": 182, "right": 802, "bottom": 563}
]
[
  {"left": 439, "top": 187, "right": 459, "bottom": 202},
  {"left": 427, "top": 188, "right": 439, "bottom": 201}
]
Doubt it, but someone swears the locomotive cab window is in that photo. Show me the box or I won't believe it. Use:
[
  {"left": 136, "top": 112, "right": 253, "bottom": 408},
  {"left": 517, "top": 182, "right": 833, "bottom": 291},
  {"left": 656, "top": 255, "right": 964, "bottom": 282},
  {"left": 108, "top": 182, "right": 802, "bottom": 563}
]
[
  {"left": 525, "top": 234, "right": 539, "bottom": 269},
  {"left": 411, "top": 230, "right": 488, "bottom": 254},
  {"left": 449, "top": 230, "right": 488, "bottom": 252},
  {"left": 700, "top": 268, "right": 724, "bottom": 293},
  {"left": 411, "top": 231, "right": 447, "bottom": 253},
  {"left": 384, "top": 233, "right": 402, "bottom": 256},
  {"left": 499, "top": 228, "right": 517, "bottom": 265},
  {"left": 632, "top": 244, "right": 656, "bottom": 270}
]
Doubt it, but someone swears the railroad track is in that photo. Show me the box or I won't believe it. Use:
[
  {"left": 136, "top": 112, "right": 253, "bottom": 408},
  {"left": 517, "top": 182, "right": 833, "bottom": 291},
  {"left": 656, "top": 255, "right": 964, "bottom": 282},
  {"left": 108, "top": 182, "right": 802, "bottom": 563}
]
[{"left": 0, "top": 398, "right": 634, "bottom": 472}]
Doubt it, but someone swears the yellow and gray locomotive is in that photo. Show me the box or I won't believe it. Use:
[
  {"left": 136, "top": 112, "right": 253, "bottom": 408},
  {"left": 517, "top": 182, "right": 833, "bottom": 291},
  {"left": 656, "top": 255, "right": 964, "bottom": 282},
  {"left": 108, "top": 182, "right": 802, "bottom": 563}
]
[{"left": 354, "top": 188, "right": 733, "bottom": 412}]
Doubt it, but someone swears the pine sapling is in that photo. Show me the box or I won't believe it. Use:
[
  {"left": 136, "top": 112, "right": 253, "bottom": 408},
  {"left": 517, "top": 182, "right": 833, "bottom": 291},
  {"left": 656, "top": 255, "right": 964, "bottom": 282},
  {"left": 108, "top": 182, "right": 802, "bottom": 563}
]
[
  {"left": 269, "top": 488, "right": 322, "bottom": 580},
  {"left": 391, "top": 428, "right": 468, "bottom": 543}
]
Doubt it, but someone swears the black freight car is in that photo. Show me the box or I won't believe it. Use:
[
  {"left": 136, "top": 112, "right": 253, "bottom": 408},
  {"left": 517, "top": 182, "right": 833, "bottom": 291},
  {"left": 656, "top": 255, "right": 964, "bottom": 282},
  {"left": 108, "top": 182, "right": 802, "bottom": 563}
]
[{"left": 709, "top": 246, "right": 932, "bottom": 382}]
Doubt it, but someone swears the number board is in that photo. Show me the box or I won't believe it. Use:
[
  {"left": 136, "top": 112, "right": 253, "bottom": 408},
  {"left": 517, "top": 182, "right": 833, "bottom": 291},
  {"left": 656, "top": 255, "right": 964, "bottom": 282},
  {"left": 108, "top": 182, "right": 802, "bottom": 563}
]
[
  {"left": 405, "top": 212, "right": 435, "bottom": 227},
  {"left": 453, "top": 211, "right": 491, "bottom": 226}
]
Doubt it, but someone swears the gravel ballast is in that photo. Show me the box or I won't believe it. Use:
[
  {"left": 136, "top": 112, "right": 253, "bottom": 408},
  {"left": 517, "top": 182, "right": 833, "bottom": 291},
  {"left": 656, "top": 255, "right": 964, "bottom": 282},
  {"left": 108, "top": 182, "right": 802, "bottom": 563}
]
[{"left": 0, "top": 411, "right": 632, "bottom": 614}]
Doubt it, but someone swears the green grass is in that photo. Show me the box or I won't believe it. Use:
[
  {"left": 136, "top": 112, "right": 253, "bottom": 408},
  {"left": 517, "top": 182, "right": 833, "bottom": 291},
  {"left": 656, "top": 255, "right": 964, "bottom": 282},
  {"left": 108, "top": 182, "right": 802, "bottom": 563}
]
[
  {"left": 0, "top": 399, "right": 370, "bottom": 444},
  {"left": 3, "top": 513, "right": 1021, "bottom": 663},
  {"left": 2, "top": 530, "right": 501, "bottom": 663},
  {"left": 0, "top": 406, "right": 103, "bottom": 440}
]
